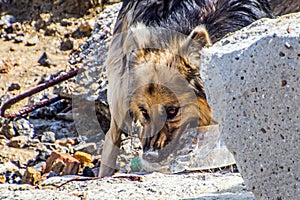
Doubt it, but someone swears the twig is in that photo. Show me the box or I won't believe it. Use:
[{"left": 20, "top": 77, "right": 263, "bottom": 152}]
[
  {"left": 56, "top": 177, "right": 101, "bottom": 189},
  {"left": 56, "top": 174, "right": 145, "bottom": 188},
  {"left": 0, "top": 68, "right": 80, "bottom": 118}
]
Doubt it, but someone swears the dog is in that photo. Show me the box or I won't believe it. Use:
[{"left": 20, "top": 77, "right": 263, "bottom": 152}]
[{"left": 99, "top": 0, "right": 273, "bottom": 177}]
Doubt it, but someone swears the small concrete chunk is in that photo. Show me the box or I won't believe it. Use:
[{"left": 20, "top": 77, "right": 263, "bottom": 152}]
[
  {"left": 40, "top": 131, "right": 56, "bottom": 143},
  {"left": 73, "top": 142, "right": 97, "bottom": 154},
  {"left": 0, "top": 175, "right": 6, "bottom": 184},
  {"left": 7, "top": 135, "right": 28, "bottom": 148},
  {"left": 22, "top": 167, "right": 41, "bottom": 185},
  {"left": 201, "top": 13, "right": 300, "bottom": 199},
  {"left": 43, "top": 151, "right": 80, "bottom": 176},
  {"left": 73, "top": 151, "right": 93, "bottom": 169}
]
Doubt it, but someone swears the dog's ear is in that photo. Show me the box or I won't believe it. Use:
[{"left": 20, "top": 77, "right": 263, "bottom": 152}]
[
  {"left": 181, "top": 25, "right": 212, "bottom": 52},
  {"left": 179, "top": 25, "right": 211, "bottom": 68}
]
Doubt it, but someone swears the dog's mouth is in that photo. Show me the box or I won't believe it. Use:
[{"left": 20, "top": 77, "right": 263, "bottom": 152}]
[
  {"left": 142, "top": 121, "right": 192, "bottom": 163},
  {"left": 139, "top": 123, "right": 222, "bottom": 173}
]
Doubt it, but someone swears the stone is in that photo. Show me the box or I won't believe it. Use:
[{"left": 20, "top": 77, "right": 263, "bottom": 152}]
[
  {"left": 201, "top": 13, "right": 300, "bottom": 199},
  {"left": 60, "top": 38, "right": 74, "bottom": 51},
  {"left": 73, "top": 142, "right": 97, "bottom": 154},
  {"left": 0, "top": 161, "right": 19, "bottom": 175},
  {"left": 79, "top": 21, "right": 94, "bottom": 33},
  {"left": 7, "top": 83, "right": 21, "bottom": 91},
  {"left": 38, "top": 52, "right": 56, "bottom": 67},
  {"left": 36, "top": 149, "right": 52, "bottom": 162},
  {"left": 7, "top": 135, "right": 28, "bottom": 148},
  {"left": 5, "top": 170, "right": 23, "bottom": 184},
  {"left": 73, "top": 151, "right": 93, "bottom": 168},
  {"left": 0, "top": 175, "right": 6, "bottom": 184},
  {"left": 0, "top": 15, "right": 16, "bottom": 26},
  {"left": 12, "top": 118, "right": 35, "bottom": 138},
  {"left": 43, "top": 151, "right": 80, "bottom": 175},
  {"left": 25, "top": 32, "right": 39, "bottom": 46},
  {"left": 0, "top": 120, "right": 16, "bottom": 139},
  {"left": 14, "top": 35, "right": 24, "bottom": 43},
  {"left": 40, "top": 131, "right": 56, "bottom": 143},
  {"left": 55, "top": 138, "right": 76, "bottom": 147},
  {"left": 22, "top": 167, "right": 41, "bottom": 185},
  {"left": 82, "top": 166, "right": 95, "bottom": 177},
  {"left": 60, "top": 19, "right": 72, "bottom": 27},
  {"left": 0, "top": 146, "right": 38, "bottom": 168},
  {"left": 0, "top": 59, "right": 18, "bottom": 74}
]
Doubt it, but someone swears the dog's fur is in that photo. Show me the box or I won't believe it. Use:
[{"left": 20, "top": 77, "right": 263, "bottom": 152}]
[{"left": 99, "top": 0, "right": 272, "bottom": 177}]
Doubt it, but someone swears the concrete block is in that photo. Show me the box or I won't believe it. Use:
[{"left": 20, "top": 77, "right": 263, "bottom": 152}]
[
  {"left": 43, "top": 151, "right": 80, "bottom": 176},
  {"left": 22, "top": 167, "right": 41, "bottom": 185},
  {"left": 201, "top": 13, "right": 300, "bottom": 199}
]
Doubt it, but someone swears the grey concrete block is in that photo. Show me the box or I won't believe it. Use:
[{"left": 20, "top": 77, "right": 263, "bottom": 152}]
[{"left": 201, "top": 13, "right": 300, "bottom": 199}]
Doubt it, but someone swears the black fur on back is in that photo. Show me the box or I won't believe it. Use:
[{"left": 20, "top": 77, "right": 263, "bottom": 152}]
[{"left": 115, "top": 0, "right": 273, "bottom": 43}]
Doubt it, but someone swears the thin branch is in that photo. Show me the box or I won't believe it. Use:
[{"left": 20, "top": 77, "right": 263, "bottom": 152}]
[{"left": 0, "top": 68, "right": 80, "bottom": 118}]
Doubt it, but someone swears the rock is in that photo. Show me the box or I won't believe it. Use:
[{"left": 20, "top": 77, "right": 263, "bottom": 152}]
[
  {"left": 5, "top": 170, "right": 23, "bottom": 184},
  {"left": 0, "top": 138, "right": 8, "bottom": 146},
  {"left": 36, "top": 149, "right": 52, "bottom": 162},
  {"left": 12, "top": 118, "right": 35, "bottom": 138},
  {"left": 55, "top": 138, "right": 76, "bottom": 147},
  {"left": 73, "top": 151, "right": 93, "bottom": 168},
  {"left": 60, "top": 19, "right": 72, "bottom": 27},
  {"left": 60, "top": 38, "right": 74, "bottom": 51},
  {"left": 39, "top": 13, "right": 52, "bottom": 25},
  {"left": 3, "top": 33, "right": 16, "bottom": 41},
  {"left": 7, "top": 83, "right": 21, "bottom": 91},
  {"left": 0, "top": 59, "right": 18, "bottom": 74},
  {"left": 0, "top": 146, "right": 38, "bottom": 168},
  {"left": 44, "top": 24, "right": 57, "bottom": 36},
  {"left": 25, "top": 32, "right": 39, "bottom": 46},
  {"left": 11, "top": 22, "right": 22, "bottom": 32},
  {"left": 201, "top": 13, "right": 300, "bottom": 200},
  {"left": 46, "top": 171, "right": 59, "bottom": 179},
  {"left": 40, "top": 131, "right": 56, "bottom": 143},
  {"left": 73, "top": 142, "right": 97, "bottom": 154},
  {"left": 0, "top": 120, "right": 16, "bottom": 139},
  {"left": 14, "top": 35, "right": 24, "bottom": 43},
  {"left": 82, "top": 166, "right": 95, "bottom": 177},
  {"left": 0, "top": 175, "right": 6, "bottom": 184},
  {"left": 7, "top": 135, "right": 28, "bottom": 148},
  {"left": 22, "top": 167, "right": 41, "bottom": 185},
  {"left": 43, "top": 151, "right": 80, "bottom": 175},
  {"left": 56, "top": 3, "right": 121, "bottom": 137},
  {"left": 0, "top": 161, "right": 19, "bottom": 175},
  {"left": 79, "top": 21, "right": 94, "bottom": 33},
  {"left": 29, "top": 119, "right": 77, "bottom": 139},
  {"left": 72, "top": 21, "right": 94, "bottom": 38},
  {"left": 38, "top": 52, "right": 57, "bottom": 67},
  {"left": 0, "top": 15, "right": 16, "bottom": 26},
  {"left": 31, "top": 161, "right": 46, "bottom": 172}
]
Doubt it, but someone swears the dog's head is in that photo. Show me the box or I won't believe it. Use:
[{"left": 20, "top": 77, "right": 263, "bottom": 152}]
[{"left": 125, "top": 24, "right": 214, "bottom": 153}]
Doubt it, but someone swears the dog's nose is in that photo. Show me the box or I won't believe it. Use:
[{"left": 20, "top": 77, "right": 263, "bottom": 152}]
[{"left": 145, "top": 104, "right": 167, "bottom": 137}]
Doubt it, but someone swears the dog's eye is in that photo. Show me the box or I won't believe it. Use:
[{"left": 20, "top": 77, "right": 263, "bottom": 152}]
[
  {"left": 139, "top": 107, "right": 150, "bottom": 120},
  {"left": 166, "top": 107, "right": 179, "bottom": 119}
]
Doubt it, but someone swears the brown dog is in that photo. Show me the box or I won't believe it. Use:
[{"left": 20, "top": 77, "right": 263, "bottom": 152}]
[
  {"left": 99, "top": 23, "right": 213, "bottom": 177},
  {"left": 99, "top": 0, "right": 273, "bottom": 177}
]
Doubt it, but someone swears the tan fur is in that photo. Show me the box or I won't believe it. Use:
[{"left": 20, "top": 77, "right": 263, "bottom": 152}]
[{"left": 99, "top": 23, "right": 213, "bottom": 177}]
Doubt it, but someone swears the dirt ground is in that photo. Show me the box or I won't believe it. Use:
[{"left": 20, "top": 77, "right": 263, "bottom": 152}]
[{"left": 0, "top": 1, "right": 104, "bottom": 113}]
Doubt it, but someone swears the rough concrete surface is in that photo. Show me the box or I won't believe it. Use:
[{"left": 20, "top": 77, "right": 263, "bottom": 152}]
[
  {"left": 0, "top": 173, "right": 254, "bottom": 200},
  {"left": 201, "top": 13, "right": 300, "bottom": 199}
]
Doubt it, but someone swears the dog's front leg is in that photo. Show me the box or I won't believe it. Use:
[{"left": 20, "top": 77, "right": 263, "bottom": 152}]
[{"left": 99, "top": 119, "right": 121, "bottom": 177}]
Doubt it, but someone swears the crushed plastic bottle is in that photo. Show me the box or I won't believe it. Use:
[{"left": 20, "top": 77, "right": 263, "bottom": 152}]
[{"left": 140, "top": 124, "right": 236, "bottom": 173}]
